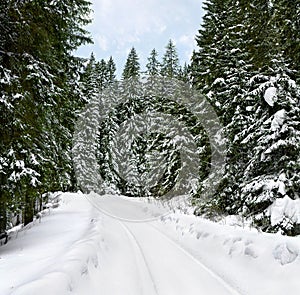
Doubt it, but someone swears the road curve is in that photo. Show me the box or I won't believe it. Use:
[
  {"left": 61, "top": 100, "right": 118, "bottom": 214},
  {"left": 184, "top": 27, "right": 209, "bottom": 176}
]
[{"left": 89, "top": 195, "right": 240, "bottom": 295}]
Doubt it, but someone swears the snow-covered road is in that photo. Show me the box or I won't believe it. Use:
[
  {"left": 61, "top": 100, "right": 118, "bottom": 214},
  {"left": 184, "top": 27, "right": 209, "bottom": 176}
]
[
  {"left": 87, "top": 195, "right": 238, "bottom": 295},
  {"left": 1, "top": 193, "right": 300, "bottom": 295}
]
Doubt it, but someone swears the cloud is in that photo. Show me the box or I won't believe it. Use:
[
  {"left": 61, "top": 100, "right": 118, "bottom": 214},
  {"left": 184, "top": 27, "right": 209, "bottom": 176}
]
[
  {"left": 95, "top": 35, "right": 109, "bottom": 51},
  {"left": 178, "top": 34, "right": 193, "bottom": 46},
  {"left": 77, "top": 0, "right": 204, "bottom": 75},
  {"left": 176, "top": 33, "right": 197, "bottom": 60},
  {"left": 89, "top": 0, "right": 199, "bottom": 48}
]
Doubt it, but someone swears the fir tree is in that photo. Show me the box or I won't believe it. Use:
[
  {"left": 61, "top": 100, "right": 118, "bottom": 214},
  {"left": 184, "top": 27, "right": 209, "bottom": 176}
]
[
  {"left": 81, "top": 52, "right": 97, "bottom": 99},
  {"left": 122, "top": 47, "right": 140, "bottom": 79},
  {"left": 191, "top": 0, "right": 300, "bottom": 235},
  {"left": 178, "top": 62, "right": 190, "bottom": 83},
  {"left": 107, "top": 56, "right": 117, "bottom": 85},
  {"left": 95, "top": 59, "right": 108, "bottom": 92},
  {"left": 272, "top": 0, "right": 300, "bottom": 82},
  {"left": 191, "top": 0, "right": 253, "bottom": 217},
  {"left": 0, "top": 0, "right": 92, "bottom": 231},
  {"left": 161, "top": 40, "right": 180, "bottom": 78},
  {"left": 145, "top": 49, "right": 160, "bottom": 77},
  {"left": 239, "top": 57, "right": 300, "bottom": 234}
]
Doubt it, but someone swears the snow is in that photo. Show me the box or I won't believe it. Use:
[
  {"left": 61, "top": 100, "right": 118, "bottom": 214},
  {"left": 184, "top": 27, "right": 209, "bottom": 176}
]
[
  {"left": 288, "top": 79, "right": 296, "bottom": 89},
  {"left": 0, "top": 193, "right": 101, "bottom": 295},
  {"left": 242, "top": 175, "right": 287, "bottom": 202},
  {"left": 264, "top": 86, "right": 277, "bottom": 106},
  {"left": 273, "top": 243, "right": 299, "bottom": 265},
  {"left": 277, "top": 173, "right": 286, "bottom": 195},
  {"left": 212, "top": 77, "right": 225, "bottom": 86},
  {"left": 157, "top": 210, "right": 300, "bottom": 294},
  {"left": 267, "top": 196, "right": 300, "bottom": 227},
  {"left": 1, "top": 192, "right": 300, "bottom": 294},
  {"left": 15, "top": 160, "right": 25, "bottom": 169},
  {"left": 271, "top": 109, "right": 286, "bottom": 131}
]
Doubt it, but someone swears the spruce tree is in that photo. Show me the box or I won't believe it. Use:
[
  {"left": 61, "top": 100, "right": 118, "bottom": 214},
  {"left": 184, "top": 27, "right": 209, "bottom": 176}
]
[
  {"left": 178, "top": 62, "right": 190, "bottom": 83},
  {"left": 122, "top": 47, "right": 140, "bottom": 79},
  {"left": 0, "top": 0, "right": 92, "bottom": 230},
  {"left": 107, "top": 56, "right": 117, "bottom": 85},
  {"left": 272, "top": 0, "right": 300, "bottom": 82},
  {"left": 145, "top": 49, "right": 160, "bottom": 77},
  {"left": 191, "top": 0, "right": 300, "bottom": 235},
  {"left": 191, "top": 0, "right": 253, "bottom": 217},
  {"left": 81, "top": 52, "right": 97, "bottom": 99},
  {"left": 161, "top": 40, "right": 180, "bottom": 78},
  {"left": 95, "top": 59, "right": 108, "bottom": 91},
  {"left": 239, "top": 57, "right": 300, "bottom": 234}
]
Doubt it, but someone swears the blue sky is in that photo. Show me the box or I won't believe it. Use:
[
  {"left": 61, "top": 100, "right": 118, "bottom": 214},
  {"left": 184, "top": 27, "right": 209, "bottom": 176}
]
[{"left": 76, "top": 0, "right": 204, "bottom": 77}]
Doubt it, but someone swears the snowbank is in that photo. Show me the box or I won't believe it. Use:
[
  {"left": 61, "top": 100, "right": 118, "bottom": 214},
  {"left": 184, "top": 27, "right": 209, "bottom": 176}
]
[
  {"left": 0, "top": 193, "right": 103, "bottom": 295},
  {"left": 156, "top": 209, "right": 300, "bottom": 294}
]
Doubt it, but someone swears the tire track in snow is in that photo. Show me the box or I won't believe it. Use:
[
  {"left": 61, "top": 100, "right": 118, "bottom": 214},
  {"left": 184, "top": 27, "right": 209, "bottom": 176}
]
[
  {"left": 148, "top": 223, "right": 242, "bottom": 295},
  {"left": 87, "top": 195, "right": 242, "bottom": 294},
  {"left": 119, "top": 221, "right": 160, "bottom": 295}
]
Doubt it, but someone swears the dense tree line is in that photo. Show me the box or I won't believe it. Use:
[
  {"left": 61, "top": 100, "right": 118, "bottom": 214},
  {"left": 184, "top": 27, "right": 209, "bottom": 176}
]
[
  {"left": 0, "top": 0, "right": 92, "bottom": 233},
  {"left": 190, "top": 0, "right": 300, "bottom": 235},
  {"left": 77, "top": 40, "right": 195, "bottom": 198},
  {"left": 120, "top": 40, "right": 189, "bottom": 80}
]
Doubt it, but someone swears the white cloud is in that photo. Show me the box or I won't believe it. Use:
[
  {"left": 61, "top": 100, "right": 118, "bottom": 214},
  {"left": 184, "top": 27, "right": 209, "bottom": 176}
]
[
  {"left": 77, "top": 0, "right": 204, "bottom": 75},
  {"left": 176, "top": 34, "right": 197, "bottom": 61},
  {"left": 95, "top": 35, "right": 109, "bottom": 51},
  {"left": 89, "top": 0, "right": 199, "bottom": 48},
  {"left": 178, "top": 34, "right": 193, "bottom": 46},
  {"left": 159, "top": 25, "right": 167, "bottom": 34}
]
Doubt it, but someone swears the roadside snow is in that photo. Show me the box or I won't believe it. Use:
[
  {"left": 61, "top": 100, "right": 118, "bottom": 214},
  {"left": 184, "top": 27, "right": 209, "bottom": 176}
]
[
  {"left": 0, "top": 193, "right": 102, "bottom": 295},
  {"left": 156, "top": 210, "right": 300, "bottom": 294}
]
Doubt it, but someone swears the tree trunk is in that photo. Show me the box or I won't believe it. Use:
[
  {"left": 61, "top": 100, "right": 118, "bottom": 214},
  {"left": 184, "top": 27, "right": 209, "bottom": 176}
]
[
  {"left": 24, "top": 194, "right": 34, "bottom": 226},
  {"left": 0, "top": 191, "right": 7, "bottom": 234}
]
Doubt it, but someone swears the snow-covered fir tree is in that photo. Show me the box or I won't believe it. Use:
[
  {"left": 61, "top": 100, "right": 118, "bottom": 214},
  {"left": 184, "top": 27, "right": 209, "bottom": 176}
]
[
  {"left": 161, "top": 40, "right": 180, "bottom": 78},
  {"left": 122, "top": 47, "right": 140, "bottom": 80},
  {"left": 191, "top": 0, "right": 300, "bottom": 235},
  {"left": 81, "top": 53, "right": 97, "bottom": 100},
  {"left": 240, "top": 58, "right": 300, "bottom": 235},
  {"left": 95, "top": 59, "right": 108, "bottom": 91},
  {"left": 271, "top": 0, "right": 300, "bottom": 82},
  {"left": 145, "top": 49, "right": 161, "bottom": 77},
  {"left": 0, "top": 0, "right": 92, "bottom": 231},
  {"left": 178, "top": 62, "right": 190, "bottom": 83},
  {"left": 106, "top": 56, "right": 117, "bottom": 85}
]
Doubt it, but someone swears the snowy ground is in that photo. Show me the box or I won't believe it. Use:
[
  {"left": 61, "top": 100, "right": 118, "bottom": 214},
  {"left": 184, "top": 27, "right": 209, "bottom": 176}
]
[{"left": 1, "top": 192, "right": 300, "bottom": 295}]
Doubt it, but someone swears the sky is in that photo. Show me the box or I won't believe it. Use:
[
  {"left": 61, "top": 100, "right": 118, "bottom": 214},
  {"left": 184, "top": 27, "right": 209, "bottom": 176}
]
[{"left": 75, "top": 0, "right": 204, "bottom": 77}]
